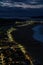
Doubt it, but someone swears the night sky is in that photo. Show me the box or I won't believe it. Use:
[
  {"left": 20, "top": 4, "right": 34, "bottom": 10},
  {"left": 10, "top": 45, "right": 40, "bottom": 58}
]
[{"left": 0, "top": 0, "right": 43, "bottom": 18}]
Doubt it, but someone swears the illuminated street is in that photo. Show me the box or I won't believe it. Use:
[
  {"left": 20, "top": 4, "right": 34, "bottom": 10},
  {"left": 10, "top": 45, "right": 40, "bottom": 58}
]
[
  {"left": 0, "top": 44, "right": 33, "bottom": 65},
  {"left": 0, "top": 19, "right": 43, "bottom": 65}
]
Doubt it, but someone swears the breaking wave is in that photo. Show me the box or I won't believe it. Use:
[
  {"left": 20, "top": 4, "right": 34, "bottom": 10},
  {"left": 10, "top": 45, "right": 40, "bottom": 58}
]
[{"left": 0, "top": 1, "right": 43, "bottom": 8}]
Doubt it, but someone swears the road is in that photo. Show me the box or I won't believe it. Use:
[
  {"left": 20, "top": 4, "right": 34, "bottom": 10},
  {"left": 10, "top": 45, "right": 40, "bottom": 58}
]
[{"left": 0, "top": 19, "right": 43, "bottom": 65}]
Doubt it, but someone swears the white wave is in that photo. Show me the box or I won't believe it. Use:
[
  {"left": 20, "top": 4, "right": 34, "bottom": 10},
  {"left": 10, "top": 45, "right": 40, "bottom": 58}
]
[{"left": 0, "top": 1, "right": 43, "bottom": 8}]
